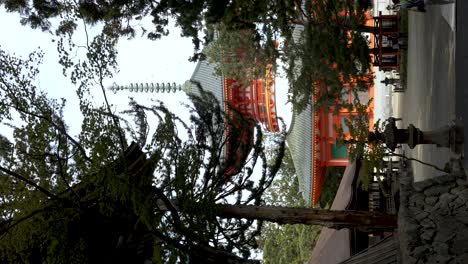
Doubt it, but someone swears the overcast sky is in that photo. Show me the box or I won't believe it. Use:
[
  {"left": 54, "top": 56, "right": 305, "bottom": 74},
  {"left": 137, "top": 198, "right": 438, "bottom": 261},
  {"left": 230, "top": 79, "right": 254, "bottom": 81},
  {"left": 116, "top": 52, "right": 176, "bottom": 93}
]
[{"left": 0, "top": 8, "right": 292, "bottom": 142}]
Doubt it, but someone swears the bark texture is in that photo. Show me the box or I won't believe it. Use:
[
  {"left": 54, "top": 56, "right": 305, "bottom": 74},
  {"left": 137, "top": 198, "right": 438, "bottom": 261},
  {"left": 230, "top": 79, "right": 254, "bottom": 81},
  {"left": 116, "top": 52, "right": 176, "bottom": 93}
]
[{"left": 216, "top": 204, "right": 397, "bottom": 232}]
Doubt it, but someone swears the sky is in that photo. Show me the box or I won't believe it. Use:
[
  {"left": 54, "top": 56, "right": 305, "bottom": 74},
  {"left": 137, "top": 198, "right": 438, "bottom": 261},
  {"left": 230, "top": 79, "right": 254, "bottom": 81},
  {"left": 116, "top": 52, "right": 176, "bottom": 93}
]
[{"left": 0, "top": 8, "right": 292, "bottom": 141}]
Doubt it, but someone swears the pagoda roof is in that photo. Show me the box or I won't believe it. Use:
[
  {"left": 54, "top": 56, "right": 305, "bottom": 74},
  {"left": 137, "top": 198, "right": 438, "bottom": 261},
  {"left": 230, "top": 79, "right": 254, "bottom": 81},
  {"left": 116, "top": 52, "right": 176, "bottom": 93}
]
[
  {"left": 187, "top": 59, "right": 224, "bottom": 105},
  {"left": 286, "top": 23, "right": 315, "bottom": 206},
  {"left": 286, "top": 104, "right": 314, "bottom": 206}
]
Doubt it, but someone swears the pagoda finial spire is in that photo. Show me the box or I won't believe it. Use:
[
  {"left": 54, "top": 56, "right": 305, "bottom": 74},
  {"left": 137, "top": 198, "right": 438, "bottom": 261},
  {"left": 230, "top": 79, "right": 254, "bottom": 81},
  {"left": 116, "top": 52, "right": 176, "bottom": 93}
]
[{"left": 109, "top": 81, "right": 192, "bottom": 94}]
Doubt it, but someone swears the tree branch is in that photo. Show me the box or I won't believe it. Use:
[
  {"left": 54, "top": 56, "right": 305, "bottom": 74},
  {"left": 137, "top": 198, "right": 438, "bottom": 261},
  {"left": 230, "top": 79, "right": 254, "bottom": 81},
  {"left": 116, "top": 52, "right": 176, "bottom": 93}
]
[
  {"left": 55, "top": 136, "right": 81, "bottom": 203},
  {"left": 389, "top": 153, "right": 447, "bottom": 173},
  {"left": 4, "top": 102, "right": 91, "bottom": 163},
  {"left": 0, "top": 165, "right": 59, "bottom": 200},
  {"left": 98, "top": 76, "right": 127, "bottom": 156},
  {"left": 154, "top": 188, "right": 183, "bottom": 230},
  {"left": 0, "top": 206, "right": 58, "bottom": 239},
  {"left": 151, "top": 229, "right": 260, "bottom": 264}
]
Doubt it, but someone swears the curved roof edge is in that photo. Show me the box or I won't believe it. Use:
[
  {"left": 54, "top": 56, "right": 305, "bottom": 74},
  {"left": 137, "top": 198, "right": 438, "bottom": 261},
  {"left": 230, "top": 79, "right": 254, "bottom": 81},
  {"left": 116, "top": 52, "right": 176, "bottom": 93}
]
[{"left": 286, "top": 103, "right": 313, "bottom": 206}]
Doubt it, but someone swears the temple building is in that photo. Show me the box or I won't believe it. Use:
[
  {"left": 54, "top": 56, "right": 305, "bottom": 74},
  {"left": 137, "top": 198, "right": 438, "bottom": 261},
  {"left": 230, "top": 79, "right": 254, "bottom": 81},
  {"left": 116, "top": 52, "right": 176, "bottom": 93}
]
[
  {"left": 287, "top": 11, "right": 376, "bottom": 207},
  {"left": 110, "top": 52, "right": 280, "bottom": 175}
]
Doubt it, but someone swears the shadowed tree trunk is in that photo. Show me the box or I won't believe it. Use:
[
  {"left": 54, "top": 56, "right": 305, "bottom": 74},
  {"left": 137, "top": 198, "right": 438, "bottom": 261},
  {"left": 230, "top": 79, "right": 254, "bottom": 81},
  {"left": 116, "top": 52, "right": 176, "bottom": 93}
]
[
  {"left": 215, "top": 204, "right": 397, "bottom": 232},
  {"left": 158, "top": 201, "right": 397, "bottom": 232}
]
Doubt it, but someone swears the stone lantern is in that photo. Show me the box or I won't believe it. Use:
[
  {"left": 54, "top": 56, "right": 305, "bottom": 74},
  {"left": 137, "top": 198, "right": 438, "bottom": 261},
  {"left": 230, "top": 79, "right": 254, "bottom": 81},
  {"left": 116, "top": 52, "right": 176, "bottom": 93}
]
[{"left": 368, "top": 118, "right": 464, "bottom": 154}]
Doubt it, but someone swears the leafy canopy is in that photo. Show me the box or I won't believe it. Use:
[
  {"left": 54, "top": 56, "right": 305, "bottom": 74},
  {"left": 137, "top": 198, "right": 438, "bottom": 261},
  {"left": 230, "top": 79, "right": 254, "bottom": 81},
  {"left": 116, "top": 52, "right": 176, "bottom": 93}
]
[
  {"left": 1, "top": 0, "right": 298, "bottom": 61},
  {"left": 2, "top": 0, "right": 376, "bottom": 115},
  {"left": 0, "top": 26, "right": 285, "bottom": 263},
  {"left": 284, "top": 0, "right": 374, "bottom": 113},
  {"left": 257, "top": 147, "right": 320, "bottom": 264}
]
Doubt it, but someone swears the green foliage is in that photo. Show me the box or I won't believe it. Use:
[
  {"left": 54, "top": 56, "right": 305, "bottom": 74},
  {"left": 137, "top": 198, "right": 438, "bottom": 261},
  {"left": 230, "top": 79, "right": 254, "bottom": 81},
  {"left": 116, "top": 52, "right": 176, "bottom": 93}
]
[
  {"left": 205, "top": 23, "right": 278, "bottom": 83},
  {"left": 2, "top": 0, "right": 375, "bottom": 115},
  {"left": 1, "top": 0, "right": 297, "bottom": 61},
  {"left": 284, "top": 0, "right": 373, "bottom": 113},
  {"left": 354, "top": 119, "right": 388, "bottom": 193},
  {"left": 260, "top": 223, "right": 320, "bottom": 264},
  {"left": 318, "top": 166, "right": 344, "bottom": 209},
  {"left": 335, "top": 102, "right": 389, "bottom": 192},
  {"left": 0, "top": 134, "right": 12, "bottom": 161},
  {"left": 0, "top": 1, "right": 385, "bottom": 261},
  {"left": 0, "top": 28, "right": 286, "bottom": 263},
  {"left": 258, "top": 148, "right": 320, "bottom": 264}
]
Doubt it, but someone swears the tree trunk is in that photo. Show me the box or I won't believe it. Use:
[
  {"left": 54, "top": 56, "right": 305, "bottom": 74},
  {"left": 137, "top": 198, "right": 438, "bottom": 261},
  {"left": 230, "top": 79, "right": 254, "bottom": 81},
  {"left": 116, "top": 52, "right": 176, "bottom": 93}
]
[
  {"left": 215, "top": 204, "right": 397, "bottom": 232},
  {"left": 157, "top": 200, "right": 397, "bottom": 232}
]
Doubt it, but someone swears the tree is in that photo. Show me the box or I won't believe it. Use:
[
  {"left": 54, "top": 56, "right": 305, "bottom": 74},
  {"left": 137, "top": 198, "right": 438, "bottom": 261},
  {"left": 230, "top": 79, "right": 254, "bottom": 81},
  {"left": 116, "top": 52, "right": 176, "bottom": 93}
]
[
  {"left": 202, "top": 0, "right": 374, "bottom": 114},
  {"left": 2, "top": 0, "right": 377, "bottom": 118},
  {"left": 334, "top": 98, "right": 400, "bottom": 193},
  {"left": 336, "top": 105, "right": 453, "bottom": 192},
  {"left": 204, "top": 23, "right": 278, "bottom": 83},
  {"left": 257, "top": 148, "right": 321, "bottom": 264},
  {"left": 318, "top": 166, "right": 344, "bottom": 209},
  {"left": 284, "top": 0, "right": 374, "bottom": 113},
  {"left": 0, "top": 25, "right": 395, "bottom": 264},
  {"left": 0, "top": 0, "right": 298, "bottom": 61},
  {"left": 0, "top": 38, "right": 286, "bottom": 262}
]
